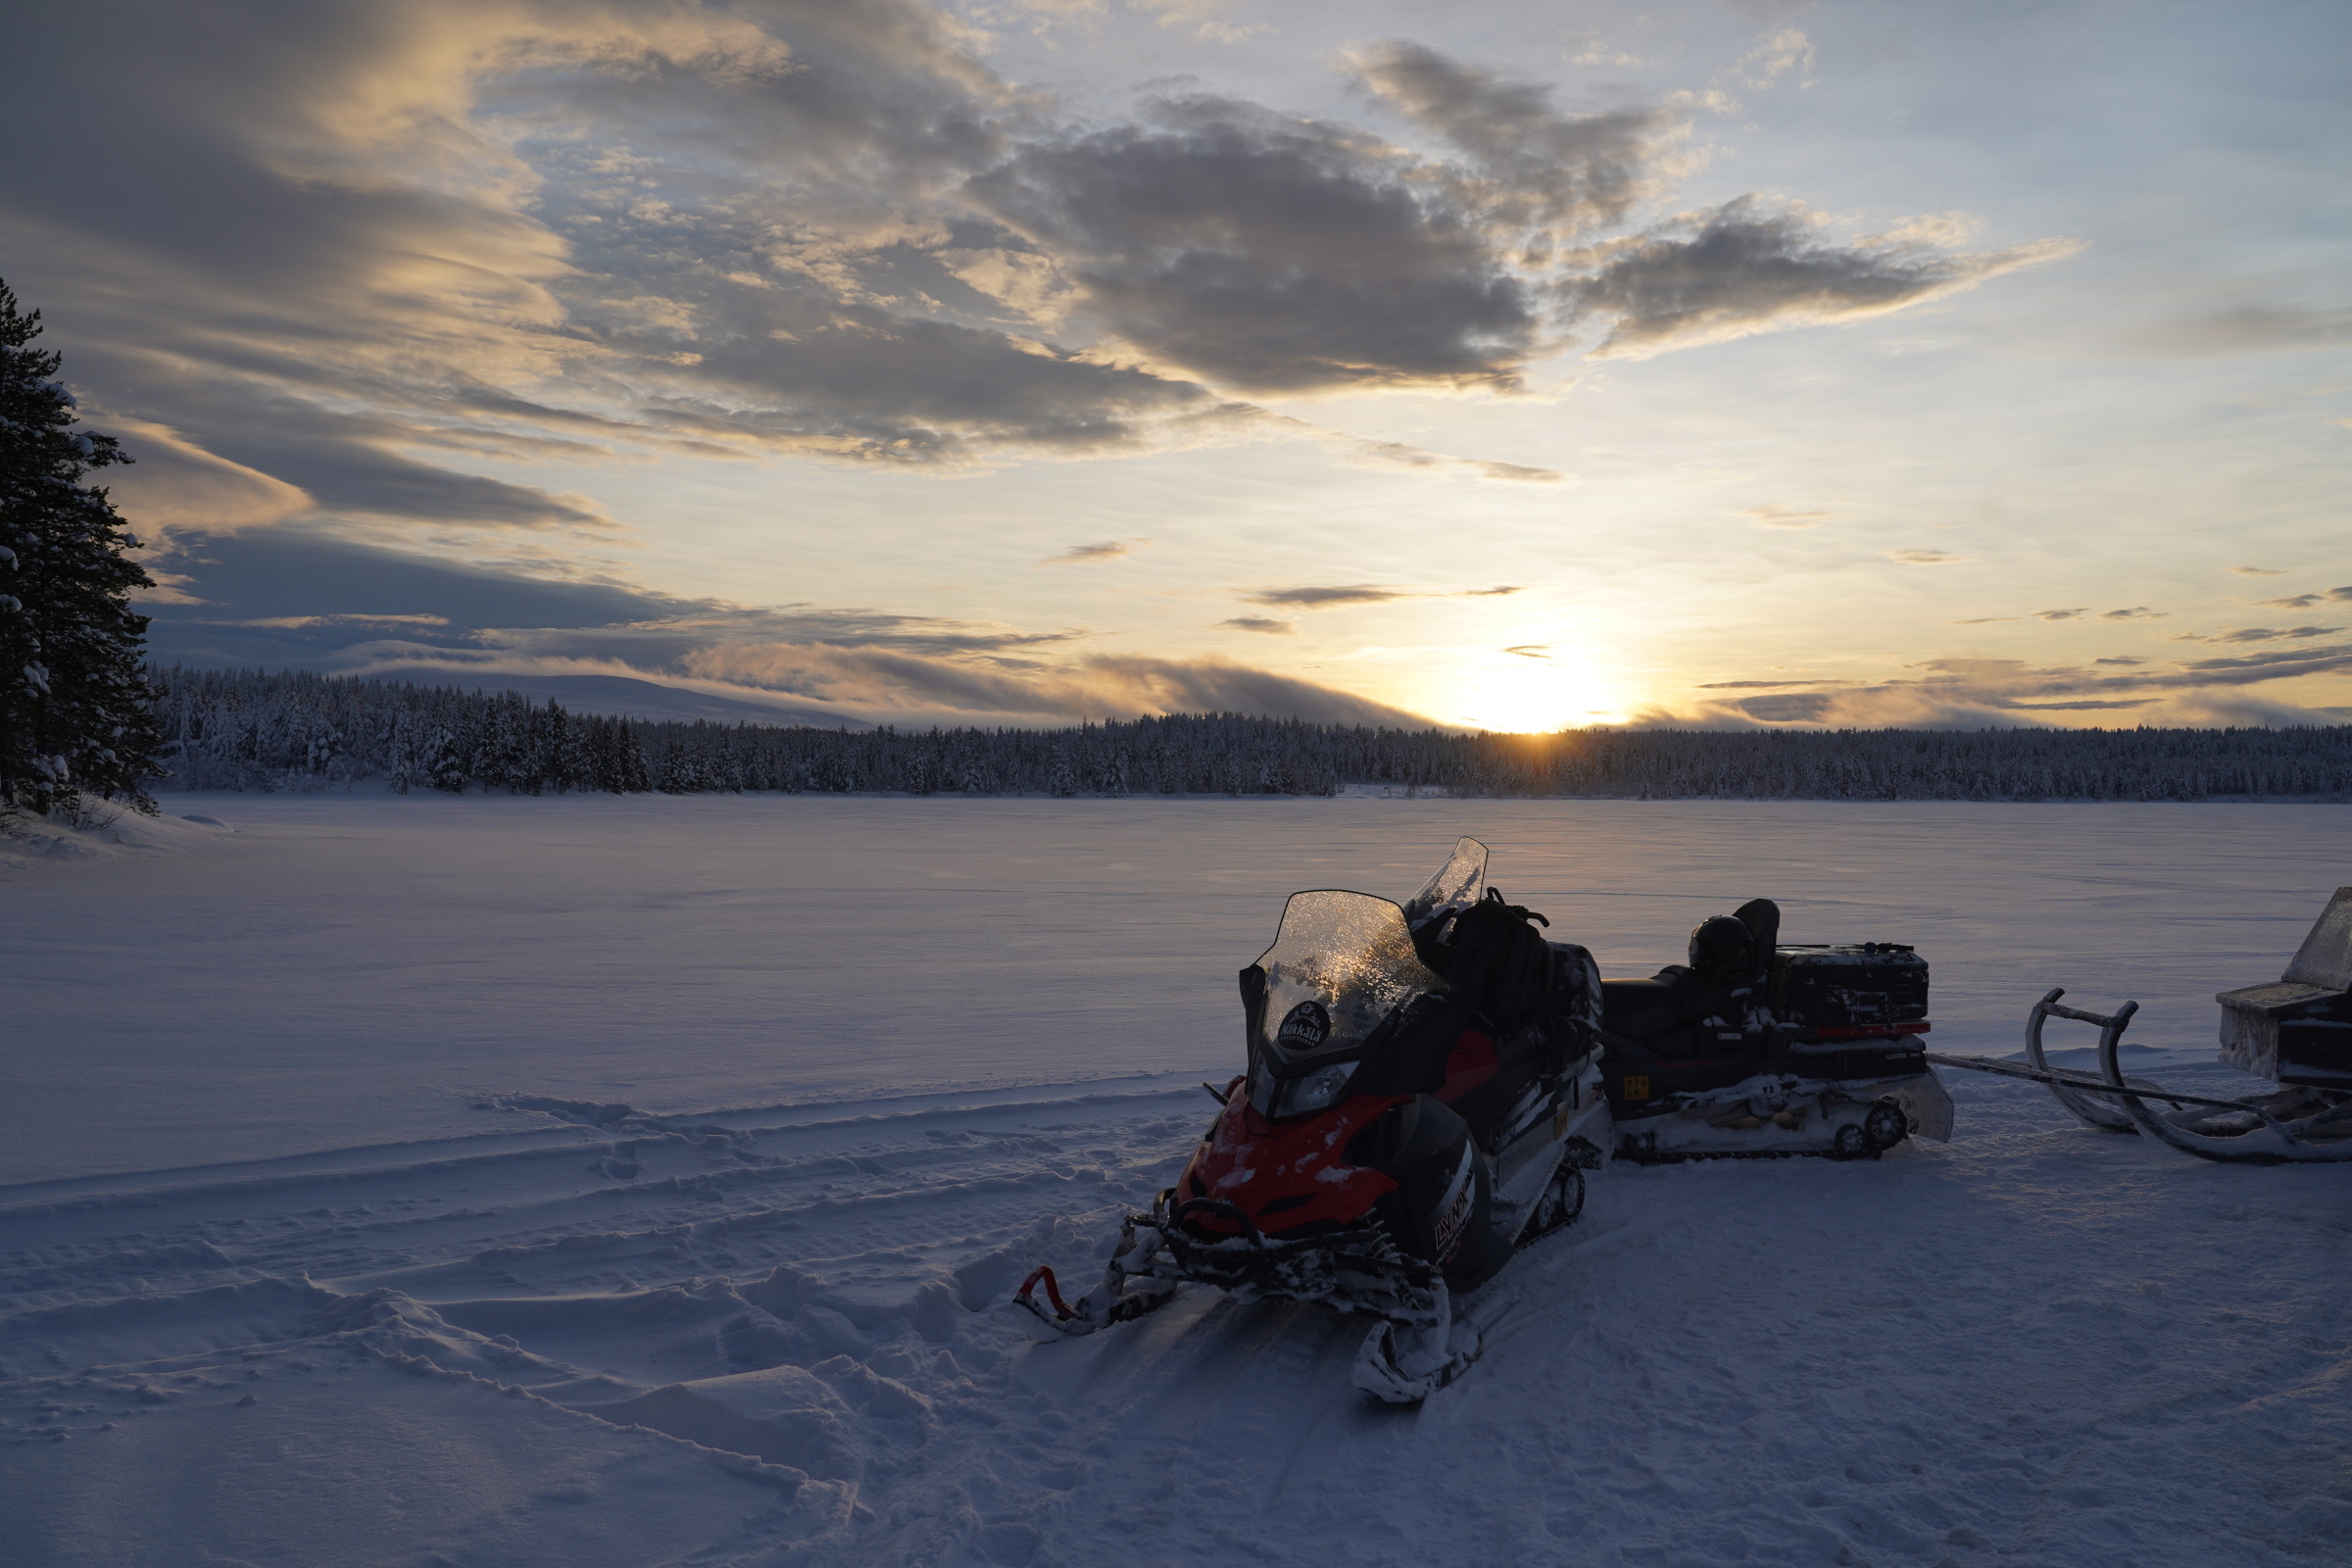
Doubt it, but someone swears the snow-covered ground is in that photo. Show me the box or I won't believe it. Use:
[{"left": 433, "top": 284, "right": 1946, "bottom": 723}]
[{"left": 4, "top": 794, "right": 2348, "bottom": 1566}]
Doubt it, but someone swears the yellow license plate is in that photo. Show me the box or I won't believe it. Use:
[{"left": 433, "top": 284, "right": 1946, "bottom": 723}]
[{"left": 1623, "top": 1075, "right": 1650, "bottom": 1100}]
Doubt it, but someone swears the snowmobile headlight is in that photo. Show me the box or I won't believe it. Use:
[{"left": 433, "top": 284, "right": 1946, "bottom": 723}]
[{"left": 1279, "top": 1062, "right": 1358, "bottom": 1118}]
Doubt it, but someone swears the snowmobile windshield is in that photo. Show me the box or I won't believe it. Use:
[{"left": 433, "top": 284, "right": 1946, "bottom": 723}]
[
  {"left": 1247, "top": 891, "right": 1450, "bottom": 1119},
  {"left": 1400, "top": 837, "right": 1489, "bottom": 928}
]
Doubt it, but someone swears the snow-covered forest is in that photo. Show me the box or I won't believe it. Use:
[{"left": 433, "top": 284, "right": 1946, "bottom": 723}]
[{"left": 151, "top": 665, "right": 2352, "bottom": 800}]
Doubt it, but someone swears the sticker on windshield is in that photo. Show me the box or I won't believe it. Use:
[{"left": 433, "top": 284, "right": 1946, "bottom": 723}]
[{"left": 1276, "top": 1001, "right": 1332, "bottom": 1051}]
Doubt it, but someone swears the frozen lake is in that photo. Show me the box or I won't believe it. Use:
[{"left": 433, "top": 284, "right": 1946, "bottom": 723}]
[
  {"left": 4, "top": 795, "right": 2348, "bottom": 1567},
  {"left": 5, "top": 793, "right": 2342, "bottom": 1184}
]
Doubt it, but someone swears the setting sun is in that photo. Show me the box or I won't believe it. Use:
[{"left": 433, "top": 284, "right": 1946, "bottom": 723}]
[{"left": 1443, "top": 650, "right": 1633, "bottom": 734}]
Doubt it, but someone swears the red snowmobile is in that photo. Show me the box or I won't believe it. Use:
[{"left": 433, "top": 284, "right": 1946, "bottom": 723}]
[{"left": 1015, "top": 839, "right": 1615, "bottom": 1401}]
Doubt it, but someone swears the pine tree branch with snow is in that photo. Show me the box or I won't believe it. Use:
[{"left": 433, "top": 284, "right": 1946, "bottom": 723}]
[{"left": 0, "top": 277, "right": 166, "bottom": 819}]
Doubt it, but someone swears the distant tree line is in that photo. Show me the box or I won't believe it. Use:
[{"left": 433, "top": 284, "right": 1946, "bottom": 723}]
[{"left": 146, "top": 666, "right": 2352, "bottom": 802}]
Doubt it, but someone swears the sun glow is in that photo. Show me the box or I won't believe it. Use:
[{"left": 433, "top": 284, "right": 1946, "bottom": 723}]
[{"left": 1445, "top": 651, "right": 1631, "bottom": 733}]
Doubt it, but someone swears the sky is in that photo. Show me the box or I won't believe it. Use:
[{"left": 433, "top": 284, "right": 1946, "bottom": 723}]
[{"left": 6, "top": 0, "right": 2348, "bottom": 731}]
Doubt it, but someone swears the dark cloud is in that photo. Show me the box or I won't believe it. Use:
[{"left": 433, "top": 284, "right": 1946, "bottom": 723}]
[
  {"left": 2230, "top": 565, "right": 2286, "bottom": 576},
  {"left": 2180, "top": 625, "right": 2346, "bottom": 644},
  {"left": 1343, "top": 40, "right": 1684, "bottom": 243},
  {"left": 6, "top": 6, "right": 2065, "bottom": 561},
  {"left": 1676, "top": 641, "right": 2352, "bottom": 728},
  {"left": 139, "top": 527, "right": 1420, "bottom": 727},
  {"left": 2256, "top": 588, "right": 2352, "bottom": 610},
  {"left": 1245, "top": 584, "right": 1409, "bottom": 608},
  {"left": 672, "top": 643, "right": 1428, "bottom": 725},
  {"left": 966, "top": 94, "right": 1543, "bottom": 394},
  {"left": 1694, "top": 679, "right": 1850, "bottom": 689},
  {"left": 1039, "top": 539, "right": 1149, "bottom": 564},
  {"left": 2175, "top": 642, "right": 2352, "bottom": 681},
  {"left": 1218, "top": 616, "right": 1296, "bottom": 634},
  {"left": 1568, "top": 198, "right": 2077, "bottom": 360},
  {"left": 1723, "top": 692, "right": 1838, "bottom": 722},
  {"left": 1242, "top": 582, "right": 1522, "bottom": 609},
  {"left": 2100, "top": 606, "right": 2165, "bottom": 619},
  {"left": 1502, "top": 645, "right": 1550, "bottom": 660},
  {"left": 2035, "top": 608, "right": 2090, "bottom": 620},
  {"left": 1888, "top": 550, "right": 1965, "bottom": 564}
]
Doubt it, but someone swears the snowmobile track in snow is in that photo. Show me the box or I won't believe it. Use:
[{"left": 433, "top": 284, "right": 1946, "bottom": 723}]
[{"left": 7, "top": 795, "right": 2351, "bottom": 1565}]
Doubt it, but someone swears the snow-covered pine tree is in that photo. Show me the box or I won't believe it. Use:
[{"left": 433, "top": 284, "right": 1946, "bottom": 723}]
[{"left": 0, "top": 279, "right": 166, "bottom": 818}]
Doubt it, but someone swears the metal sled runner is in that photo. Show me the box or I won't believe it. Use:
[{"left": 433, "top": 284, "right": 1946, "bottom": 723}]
[{"left": 1930, "top": 887, "right": 2352, "bottom": 1163}]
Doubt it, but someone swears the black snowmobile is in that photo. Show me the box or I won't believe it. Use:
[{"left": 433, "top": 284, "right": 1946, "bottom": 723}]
[
  {"left": 1597, "top": 901, "right": 1955, "bottom": 1161},
  {"left": 1929, "top": 885, "right": 2352, "bottom": 1161},
  {"left": 1014, "top": 838, "right": 1615, "bottom": 1401}
]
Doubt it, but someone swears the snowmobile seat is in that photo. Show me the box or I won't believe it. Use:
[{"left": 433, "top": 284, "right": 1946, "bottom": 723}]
[
  {"left": 1598, "top": 900, "right": 1783, "bottom": 1058},
  {"left": 2217, "top": 886, "right": 2352, "bottom": 1090}
]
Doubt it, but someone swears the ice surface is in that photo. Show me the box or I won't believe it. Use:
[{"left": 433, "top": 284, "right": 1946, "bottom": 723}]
[{"left": 4, "top": 795, "right": 2350, "bottom": 1565}]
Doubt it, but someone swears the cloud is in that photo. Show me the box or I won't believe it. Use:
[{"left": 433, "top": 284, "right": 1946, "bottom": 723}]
[
  {"left": 2257, "top": 587, "right": 2352, "bottom": 610},
  {"left": 1726, "top": 28, "right": 1817, "bottom": 90},
  {"left": 1039, "top": 538, "right": 1150, "bottom": 564},
  {"left": 1888, "top": 549, "right": 1964, "bottom": 564},
  {"left": 2100, "top": 606, "right": 2165, "bottom": 619},
  {"left": 1502, "top": 644, "right": 1551, "bottom": 659},
  {"left": 2230, "top": 565, "right": 2286, "bottom": 576},
  {"left": 1246, "top": 584, "right": 1409, "bottom": 609},
  {"left": 1693, "top": 679, "right": 1850, "bottom": 689},
  {"left": 2178, "top": 625, "right": 2346, "bottom": 644},
  {"left": 968, "top": 87, "right": 1560, "bottom": 394},
  {"left": 673, "top": 642, "right": 1428, "bottom": 725},
  {"left": 1743, "top": 504, "right": 1832, "bottom": 529},
  {"left": 1667, "top": 641, "right": 2352, "bottom": 728},
  {"left": 1330, "top": 431, "right": 1566, "bottom": 482},
  {"left": 1949, "top": 616, "right": 2018, "bottom": 624},
  {"left": 91, "top": 418, "right": 314, "bottom": 542},
  {"left": 1569, "top": 197, "right": 2080, "bottom": 361},
  {"left": 2035, "top": 608, "right": 2090, "bottom": 620},
  {"left": 140, "top": 526, "right": 1430, "bottom": 726},
  {"left": 2138, "top": 303, "right": 2352, "bottom": 357},
  {"left": 1563, "top": 31, "right": 1642, "bottom": 70},
  {"left": 203, "top": 613, "right": 453, "bottom": 630},
  {"left": 5, "top": 7, "right": 2063, "bottom": 576},
  {"left": 1241, "top": 582, "right": 1520, "bottom": 609},
  {"left": 1345, "top": 41, "right": 1693, "bottom": 246},
  {"left": 1218, "top": 616, "right": 1295, "bottom": 635},
  {"left": 1134, "top": 0, "right": 1268, "bottom": 45}
]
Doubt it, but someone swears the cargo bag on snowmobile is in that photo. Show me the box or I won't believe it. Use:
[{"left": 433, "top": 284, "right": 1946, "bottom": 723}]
[{"left": 1771, "top": 943, "right": 1930, "bottom": 1035}]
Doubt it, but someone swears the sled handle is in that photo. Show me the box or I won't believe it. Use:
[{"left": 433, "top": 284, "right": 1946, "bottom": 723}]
[{"left": 2025, "top": 988, "right": 2142, "bottom": 1133}]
